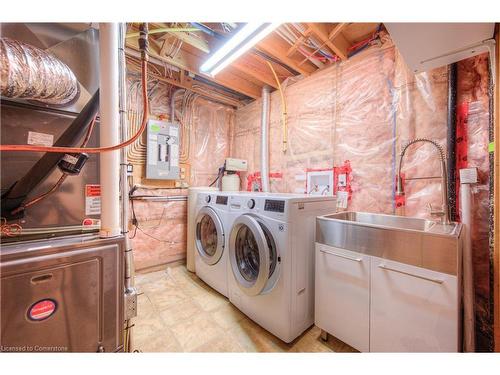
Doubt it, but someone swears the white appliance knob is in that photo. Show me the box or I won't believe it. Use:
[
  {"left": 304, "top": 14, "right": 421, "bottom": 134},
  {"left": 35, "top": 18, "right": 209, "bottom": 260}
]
[
  {"left": 247, "top": 199, "right": 255, "bottom": 209},
  {"left": 205, "top": 195, "right": 211, "bottom": 203}
]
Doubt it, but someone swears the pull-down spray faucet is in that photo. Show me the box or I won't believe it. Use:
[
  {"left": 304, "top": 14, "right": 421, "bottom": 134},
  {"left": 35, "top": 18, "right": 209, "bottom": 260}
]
[{"left": 396, "top": 138, "right": 451, "bottom": 225}]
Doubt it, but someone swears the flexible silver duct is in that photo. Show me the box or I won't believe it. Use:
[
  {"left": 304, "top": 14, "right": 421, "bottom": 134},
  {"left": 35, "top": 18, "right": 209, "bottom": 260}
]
[
  {"left": 0, "top": 37, "right": 78, "bottom": 104},
  {"left": 261, "top": 86, "right": 271, "bottom": 192}
]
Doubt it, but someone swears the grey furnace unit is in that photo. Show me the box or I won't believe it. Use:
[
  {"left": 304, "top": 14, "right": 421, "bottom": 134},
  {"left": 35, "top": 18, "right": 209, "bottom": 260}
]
[
  {"left": 0, "top": 235, "right": 125, "bottom": 352},
  {"left": 146, "top": 119, "right": 180, "bottom": 180}
]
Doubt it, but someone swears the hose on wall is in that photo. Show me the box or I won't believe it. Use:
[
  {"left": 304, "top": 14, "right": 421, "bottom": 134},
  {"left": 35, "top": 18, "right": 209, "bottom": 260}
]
[
  {"left": 261, "top": 85, "right": 271, "bottom": 192},
  {"left": 447, "top": 63, "right": 458, "bottom": 222},
  {"left": 0, "top": 37, "right": 79, "bottom": 105},
  {"left": 266, "top": 61, "right": 288, "bottom": 153}
]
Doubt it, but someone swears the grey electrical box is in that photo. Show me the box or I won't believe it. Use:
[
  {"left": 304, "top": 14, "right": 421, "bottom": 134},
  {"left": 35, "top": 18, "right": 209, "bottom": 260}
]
[{"left": 146, "top": 119, "right": 180, "bottom": 180}]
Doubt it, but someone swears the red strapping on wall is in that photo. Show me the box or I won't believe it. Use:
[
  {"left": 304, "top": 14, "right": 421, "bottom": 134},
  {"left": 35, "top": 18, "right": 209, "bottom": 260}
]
[
  {"left": 455, "top": 102, "right": 469, "bottom": 221},
  {"left": 333, "top": 160, "right": 353, "bottom": 200}
]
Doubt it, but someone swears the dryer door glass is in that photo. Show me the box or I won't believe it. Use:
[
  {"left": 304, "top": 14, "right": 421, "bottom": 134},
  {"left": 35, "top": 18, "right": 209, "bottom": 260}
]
[{"left": 195, "top": 207, "right": 224, "bottom": 265}]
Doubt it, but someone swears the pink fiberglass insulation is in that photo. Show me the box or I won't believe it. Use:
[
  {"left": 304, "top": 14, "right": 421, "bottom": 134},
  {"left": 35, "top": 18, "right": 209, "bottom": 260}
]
[
  {"left": 457, "top": 53, "right": 492, "bottom": 350},
  {"left": 129, "top": 188, "right": 188, "bottom": 271},
  {"left": 125, "top": 66, "right": 235, "bottom": 270},
  {"left": 232, "top": 33, "right": 491, "bottom": 347},
  {"left": 188, "top": 96, "right": 235, "bottom": 187}
]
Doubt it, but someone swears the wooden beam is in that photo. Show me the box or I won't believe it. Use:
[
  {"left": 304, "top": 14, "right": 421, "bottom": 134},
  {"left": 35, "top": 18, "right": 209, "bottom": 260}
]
[
  {"left": 286, "top": 36, "right": 305, "bottom": 57},
  {"left": 159, "top": 29, "right": 210, "bottom": 53},
  {"left": 231, "top": 58, "right": 279, "bottom": 89},
  {"left": 257, "top": 35, "right": 316, "bottom": 76},
  {"left": 329, "top": 23, "right": 348, "bottom": 40},
  {"left": 307, "top": 23, "right": 349, "bottom": 60},
  {"left": 127, "top": 36, "right": 261, "bottom": 99},
  {"left": 126, "top": 54, "right": 242, "bottom": 108},
  {"left": 214, "top": 67, "right": 263, "bottom": 99},
  {"left": 159, "top": 39, "right": 170, "bottom": 56}
]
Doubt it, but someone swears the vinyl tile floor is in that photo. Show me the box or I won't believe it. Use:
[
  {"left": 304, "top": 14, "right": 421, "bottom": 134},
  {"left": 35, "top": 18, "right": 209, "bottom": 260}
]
[{"left": 133, "top": 263, "right": 356, "bottom": 353}]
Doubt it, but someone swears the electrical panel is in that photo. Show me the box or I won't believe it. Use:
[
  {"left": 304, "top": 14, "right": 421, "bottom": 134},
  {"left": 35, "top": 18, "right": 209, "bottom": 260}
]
[{"left": 146, "top": 119, "right": 180, "bottom": 180}]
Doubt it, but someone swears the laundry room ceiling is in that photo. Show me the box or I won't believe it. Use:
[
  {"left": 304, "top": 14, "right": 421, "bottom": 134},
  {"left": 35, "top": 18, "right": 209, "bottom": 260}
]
[{"left": 125, "top": 22, "right": 381, "bottom": 106}]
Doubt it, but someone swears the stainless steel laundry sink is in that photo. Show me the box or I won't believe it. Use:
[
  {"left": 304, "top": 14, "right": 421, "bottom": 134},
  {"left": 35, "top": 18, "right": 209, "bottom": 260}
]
[
  {"left": 316, "top": 211, "right": 463, "bottom": 275},
  {"left": 325, "top": 211, "right": 438, "bottom": 232}
]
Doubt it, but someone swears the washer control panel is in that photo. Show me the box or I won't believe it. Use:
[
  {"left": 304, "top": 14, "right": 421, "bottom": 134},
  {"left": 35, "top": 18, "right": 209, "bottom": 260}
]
[{"left": 264, "top": 199, "right": 285, "bottom": 213}]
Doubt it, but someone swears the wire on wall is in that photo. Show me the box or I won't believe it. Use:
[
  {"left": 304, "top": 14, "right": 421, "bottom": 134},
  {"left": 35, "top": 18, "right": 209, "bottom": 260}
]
[{"left": 266, "top": 61, "right": 288, "bottom": 153}]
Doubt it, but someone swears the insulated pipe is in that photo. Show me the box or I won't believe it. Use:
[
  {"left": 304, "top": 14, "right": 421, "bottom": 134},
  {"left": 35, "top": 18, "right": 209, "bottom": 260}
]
[
  {"left": 447, "top": 63, "right": 458, "bottom": 221},
  {"left": 119, "top": 22, "right": 133, "bottom": 287},
  {"left": 0, "top": 37, "right": 79, "bottom": 105},
  {"left": 99, "top": 23, "right": 121, "bottom": 238},
  {"left": 118, "top": 22, "right": 136, "bottom": 353},
  {"left": 460, "top": 177, "right": 475, "bottom": 352},
  {"left": 260, "top": 85, "right": 271, "bottom": 192},
  {"left": 119, "top": 24, "right": 134, "bottom": 288}
]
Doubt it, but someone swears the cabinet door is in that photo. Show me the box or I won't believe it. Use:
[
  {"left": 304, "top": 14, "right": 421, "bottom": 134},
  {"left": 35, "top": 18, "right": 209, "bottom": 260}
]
[
  {"left": 370, "top": 257, "right": 458, "bottom": 352},
  {"left": 315, "top": 244, "right": 370, "bottom": 352}
]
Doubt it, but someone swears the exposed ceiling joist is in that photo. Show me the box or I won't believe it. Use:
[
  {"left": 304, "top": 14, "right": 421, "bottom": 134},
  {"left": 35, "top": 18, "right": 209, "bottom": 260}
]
[
  {"left": 329, "top": 23, "right": 348, "bottom": 40},
  {"left": 231, "top": 58, "right": 279, "bottom": 89},
  {"left": 257, "top": 35, "right": 316, "bottom": 76},
  {"left": 126, "top": 22, "right": 382, "bottom": 101},
  {"left": 158, "top": 29, "right": 210, "bottom": 53},
  {"left": 306, "top": 23, "right": 349, "bottom": 60},
  {"left": 127, "top": 35, "right": 261, "bottom": 99},
  {"left": 125, "top": 51, "right": 243, "bottom": 107}
]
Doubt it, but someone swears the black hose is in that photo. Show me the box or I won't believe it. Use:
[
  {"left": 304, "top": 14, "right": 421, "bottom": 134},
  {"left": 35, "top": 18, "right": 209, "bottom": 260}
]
[
  {"left": 1, "top": 90, "right": 100, "bottom": 219},
  {"left": 446, "top": 63, "right": 458, "bottom": 222},
  {"left": 486, "top": 55, "right": 495, "bottom": 352}
]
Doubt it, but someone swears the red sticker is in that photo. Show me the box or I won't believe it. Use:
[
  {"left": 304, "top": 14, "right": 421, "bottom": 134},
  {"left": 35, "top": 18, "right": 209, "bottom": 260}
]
[
  {"left": 28, "top": 299, "right": 57, "bottom": 321},
  {"left": 85, "top": 184, "right": 101, "bottom": 197}
]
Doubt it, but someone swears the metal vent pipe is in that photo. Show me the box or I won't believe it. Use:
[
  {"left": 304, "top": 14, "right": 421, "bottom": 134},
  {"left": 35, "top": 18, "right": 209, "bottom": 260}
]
[
  {"left": 99, "top": 23, "right": 121, "bottom": 238},
  {"left": 260, "top": 85, "right": 271, "bottom": 192}
]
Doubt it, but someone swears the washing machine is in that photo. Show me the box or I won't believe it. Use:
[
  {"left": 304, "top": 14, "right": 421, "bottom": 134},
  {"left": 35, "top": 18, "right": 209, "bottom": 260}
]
[
  {"left": 194, "top": 191, "right": 231, "bottom": 297},
  {"left": 227, "top": 193, "right": 337, "bottom": 343},
  {"left": 187, "top": 187, "right": 218, "bottom": 272}
]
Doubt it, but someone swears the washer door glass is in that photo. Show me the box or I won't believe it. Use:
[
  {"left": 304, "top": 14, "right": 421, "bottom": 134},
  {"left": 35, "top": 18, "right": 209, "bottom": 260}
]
[
  {"left": 234, "top": 225, "right": 260, "bottom": 282},
  {"left": 230, "top": 215, "right": 276, "bottom": 296},
  {"left": 259, "top": 222, "right": 278, "bottom": 278},
  {"left": 195, "top": 207, "right": 224, "bottom": 265},
  {"left": 235, "top": 223, "right": 277, "bottom": 282}
]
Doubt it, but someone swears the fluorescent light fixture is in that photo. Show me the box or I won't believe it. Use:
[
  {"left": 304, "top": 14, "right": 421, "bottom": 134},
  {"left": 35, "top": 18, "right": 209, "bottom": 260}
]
[{"left": 200, "top": 23, "right": 280, "bottom": 76}]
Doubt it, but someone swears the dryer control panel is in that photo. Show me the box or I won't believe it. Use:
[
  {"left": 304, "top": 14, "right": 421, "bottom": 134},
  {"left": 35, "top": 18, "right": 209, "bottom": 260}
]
[
  {"left": 264, "top": 199, "right": 285, "bottom": 213},
  {"left": 146, "top": 120, "right": 180, "bottom": 180}
]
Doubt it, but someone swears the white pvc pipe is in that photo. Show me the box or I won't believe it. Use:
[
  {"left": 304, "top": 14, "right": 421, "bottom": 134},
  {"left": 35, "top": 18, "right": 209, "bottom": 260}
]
[
  {"left": 460, "top": 182, "right": 475, "bottom": 352},
  {"left": 99, "top": 23, "right": 121, "bottom": 238},
  {"left": 261, "top": 86, "right": 271, "bottom": 192}
]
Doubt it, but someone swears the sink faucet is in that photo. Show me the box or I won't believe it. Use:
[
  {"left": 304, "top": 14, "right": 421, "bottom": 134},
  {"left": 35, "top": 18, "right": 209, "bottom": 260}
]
[{"left": 395, "top": 138, "right": 451, "bottom": 225}]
